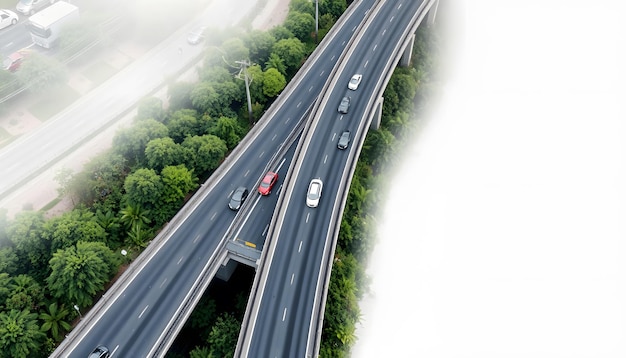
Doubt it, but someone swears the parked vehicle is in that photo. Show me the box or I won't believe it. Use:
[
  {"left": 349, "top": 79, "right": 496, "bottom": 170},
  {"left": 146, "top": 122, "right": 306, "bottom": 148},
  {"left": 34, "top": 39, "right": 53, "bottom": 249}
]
[
  {"left": 16, "top": 0, "right": 55, "bottom": 16},
  {"left": 0, "top": 9, "right": 18, "bottom": 30},
  {"left": 27, "top": 1, "right": 79, "bottom": 48},
  {"left": 2, "top": 51, "right": 25, "bottom": 72}
]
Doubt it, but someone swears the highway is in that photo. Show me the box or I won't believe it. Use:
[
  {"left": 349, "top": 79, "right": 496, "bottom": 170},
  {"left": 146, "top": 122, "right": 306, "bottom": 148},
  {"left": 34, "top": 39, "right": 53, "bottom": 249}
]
[
  {"left": 0, "top": 0, "right": 245, "bottom": 201},
  {"left": 53, "top": 0, "right": 378, "bottom": 356},
  {"left": 237, "top": 1, "right": 434, "bottom": 356}
]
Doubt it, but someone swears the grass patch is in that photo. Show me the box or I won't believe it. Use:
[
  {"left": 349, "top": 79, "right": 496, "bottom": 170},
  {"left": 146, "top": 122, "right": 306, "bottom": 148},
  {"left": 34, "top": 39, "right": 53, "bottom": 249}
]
[
  {"left": 28, "top": 83, "right": 79, "bottom": 121},
  {"left": 82, "top": 61, "right": 118, "bottom": 85},
  {"left": 40, "top": 197, "right": 62, "bottom": 212}
]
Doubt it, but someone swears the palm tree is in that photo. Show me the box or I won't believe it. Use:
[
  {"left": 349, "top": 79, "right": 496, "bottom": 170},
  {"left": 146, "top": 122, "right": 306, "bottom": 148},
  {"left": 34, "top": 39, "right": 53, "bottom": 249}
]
[
  {"left": 119, "top": 204, "right": 150, "bottom": 230},
  {"left": 39, "top": 302, "right": 72, "bottom": 341},
  {"left": 0, "top": 309, "right": 46, "bottom": 358}
]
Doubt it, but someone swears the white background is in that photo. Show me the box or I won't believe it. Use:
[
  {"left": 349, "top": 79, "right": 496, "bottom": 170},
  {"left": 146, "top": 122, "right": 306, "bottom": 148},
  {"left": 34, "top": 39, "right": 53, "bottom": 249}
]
[{"left": 353, "top": 1, "right": 626, "bottom": 357}]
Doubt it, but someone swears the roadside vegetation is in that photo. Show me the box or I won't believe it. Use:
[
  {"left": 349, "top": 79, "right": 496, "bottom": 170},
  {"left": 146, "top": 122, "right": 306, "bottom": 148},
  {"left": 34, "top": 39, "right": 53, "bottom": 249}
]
[{"left": 0, "top": 0, "right": 439, "bottom": 357}]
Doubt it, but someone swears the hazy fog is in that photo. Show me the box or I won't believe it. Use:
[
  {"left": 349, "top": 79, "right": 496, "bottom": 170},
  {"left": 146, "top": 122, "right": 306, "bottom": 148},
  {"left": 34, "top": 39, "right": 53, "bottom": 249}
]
[{"left": 353, "top": 1, "right": 626, "bottom": 357}]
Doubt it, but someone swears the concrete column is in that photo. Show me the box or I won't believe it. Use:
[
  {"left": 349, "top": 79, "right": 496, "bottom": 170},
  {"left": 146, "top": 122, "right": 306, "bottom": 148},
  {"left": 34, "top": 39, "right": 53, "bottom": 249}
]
[
  {"left": 216, "top": 259, "right": 239, "bottom": 281},
  {"left": 370, "top": 97, "right": 383, "bottom": 131},
  {"left": 427, "top": 0, "right": 440, "bottom": 27},
  {"left": 399, "top": 34, "right": 415, "bottom": 67}
]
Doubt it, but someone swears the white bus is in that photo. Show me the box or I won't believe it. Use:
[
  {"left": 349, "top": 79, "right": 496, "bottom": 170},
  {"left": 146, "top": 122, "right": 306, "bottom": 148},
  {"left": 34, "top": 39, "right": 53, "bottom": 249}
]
[{"left": 28, "top": 1, "right": 79, "bottom": 49}]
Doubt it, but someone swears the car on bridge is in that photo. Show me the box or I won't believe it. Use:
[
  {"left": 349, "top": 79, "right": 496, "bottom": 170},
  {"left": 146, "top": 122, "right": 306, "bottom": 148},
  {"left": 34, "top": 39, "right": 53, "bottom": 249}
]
[
  {"left": 306, "top": 178, "right": 323, "bottom": 208},
  {"left": 338, "top": 96, "right": 350, "bottom": 114},
  {"left": 337, "top": 130, "right": 351, "bottom": 150},
  {"left": 88, "top": 345, "right": 110, "bottom": 358},
  {"left": 229, "top": 186, "right": 249, "bottom": 210},
  {"left": 348, "top": 74, "right": 362, "bottom": 90},
  {"left": 258, "top": 171, "right": 278, "bottom": 196}
]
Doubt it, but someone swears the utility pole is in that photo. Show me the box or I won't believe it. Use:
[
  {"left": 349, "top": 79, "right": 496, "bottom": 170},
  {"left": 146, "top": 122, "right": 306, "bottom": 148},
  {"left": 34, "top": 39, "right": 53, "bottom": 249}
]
[
  {"left": 315, "top": 0, "right": 319, "bottom": 43},
  {"left": 235, "top": 60, "right": 254, "bottom": 124}
]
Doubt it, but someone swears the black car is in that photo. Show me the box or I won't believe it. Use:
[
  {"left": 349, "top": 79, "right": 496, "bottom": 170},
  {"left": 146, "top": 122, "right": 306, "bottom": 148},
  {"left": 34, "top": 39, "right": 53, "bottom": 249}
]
[
  {"left": 338, "top": 96, "right": 350, "bottom": 114},
  {"left": 337, "top": 130, "right": 351, "bottom": 149},
  {"left": 88, "top": 345, "right": 110, "bottom": 358},
  {"left": 229, "top": 186, "right": 249, "bottom": 210}
]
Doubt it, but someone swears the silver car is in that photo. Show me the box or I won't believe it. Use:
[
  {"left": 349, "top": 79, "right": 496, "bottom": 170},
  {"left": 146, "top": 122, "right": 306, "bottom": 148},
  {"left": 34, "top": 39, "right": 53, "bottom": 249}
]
[
  {"left": 337, "top": 130, "right": 350, "bottom": 150},
  {"left": 338, "top": 96, "right": 350, "bottom": 114},
  {"left": 306, "top": 178, "right": 323, "bottom": 208}
]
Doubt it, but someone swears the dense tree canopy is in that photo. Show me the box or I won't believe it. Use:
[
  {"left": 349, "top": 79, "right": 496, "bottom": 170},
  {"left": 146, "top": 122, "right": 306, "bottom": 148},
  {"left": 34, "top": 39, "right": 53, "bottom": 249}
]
[
  {"left": 47, "top": 241, "right": 119, "bottom": 308},
  {"left": 0, "top": 309, "right": 46, "bottom": 358}
]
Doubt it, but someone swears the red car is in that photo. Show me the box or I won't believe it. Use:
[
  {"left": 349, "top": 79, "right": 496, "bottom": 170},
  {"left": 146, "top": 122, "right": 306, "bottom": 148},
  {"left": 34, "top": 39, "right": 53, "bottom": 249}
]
[
  {"left": 258, "top": 171, "right": 278, "bottom": 196},
  {"left": 2, "top": 51, "right": 24, "bottom": 72}
]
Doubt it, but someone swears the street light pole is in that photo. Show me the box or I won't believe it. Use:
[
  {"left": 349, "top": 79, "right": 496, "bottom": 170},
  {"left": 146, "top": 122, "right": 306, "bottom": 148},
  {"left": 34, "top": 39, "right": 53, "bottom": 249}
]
[
  {"left": 235, "top": 60, "right": 254, "bottom": 124},
  {"left": 73, "top": 304, "right": 82, "bottom": 319},
  {"left": 315, "top": 0, "right": 319, "bottom": 43}
]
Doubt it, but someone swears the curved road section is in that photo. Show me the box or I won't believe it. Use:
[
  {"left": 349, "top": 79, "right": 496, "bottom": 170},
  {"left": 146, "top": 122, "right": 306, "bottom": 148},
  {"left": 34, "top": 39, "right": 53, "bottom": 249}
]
[
  {"left": 236, "top": 0, "right": 437, "bottom": 357},
  {"left": 51, "top": 0, "right": 378, "bottom": 356}
]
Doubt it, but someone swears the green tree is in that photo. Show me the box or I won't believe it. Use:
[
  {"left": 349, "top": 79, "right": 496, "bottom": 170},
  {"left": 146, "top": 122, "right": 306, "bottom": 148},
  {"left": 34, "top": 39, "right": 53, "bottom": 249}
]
[
  {"left": 0, "top": 247, "right": 18, "bottom": 275},
  {"left": 190, "top": 82, "right": 220, "bottom": 115},
  {"left": 207, "top": 312, "right": 240, "bottom": 358},
  {"left": 69, "top": 152, "right": 128, "bottom": 212},
  {"left": 221, "top": 37, "right": 249, "bottom": 64},
  {"left": 123, "top": 168, "right": 163, "bottom": 211},
  {"left": 167, "top": 81, "right": 195, "bottom": 111},
  {"left": 190, "top": 346, "right": 213, "bottom": 358},
  {"left": 198, "top": 66, "right": 233, "bottom": 84},
  {"left": 39, "top": 302, "right": 72, "bottom": 342},
  {"left": 208, "top": 117, "right": 243, "bottom": 150},
  {"left": 246, "top": 65, "right": 266, "bottom": 105},
  {"left": 268, "top": 25, "right": 294, "bottom": 41},
  {"left": 145, "top": 137, "right": 184, "bottom": 171},
  {"left": 289, "top": 0, "right": 315, "bottom": 15},
  {"left": 320, "top": 0, "right": 347, "bottom": 18},
  {"left": 53, "top": 167, "right": 74, "bottom": 199},
  {"left": 15, "top": 52, "right": 67, "bottom": 92},
  {"left": 0, "top": 273, "right": 11, "bottom": 308},
  {"left": 244, "top": 30, "right": 276, "bottom": 65},
  {"left": 265, "top": 53, "right": 287, "bottom": 76},
  {"left": 43, "top": 208, "right": 107, "bottom": 253},
  {"left": 7, "top": 211, "right": 49, "bottom": 280},
  {"left": 5, "top": 274, "right": 44, "bottom": 312},
  {"left": 47, "top": 241, "right": 119, "bottom": 308},
  {"left": 271, "top": 38, "right": 306, "bottom": 77},
  {"left": 167, "top": 109, "right": 201, "bottom": 143},
  {"left": 262, "top": 67, "right": 286, "bottom": 98},
  {"left": 136, "top": 96, "right": 165, "bottom": 122},
  {"left": 0, "top": 70, "right": 21, "bottom": 99},
  {"left": 0, "top": 309, "right": 46, "bottom": 358},
  {"left": 284, "top": 11, "right": 316, "bottom": 43},
  {"left": 119, "top": 204, "right": 151, "bottom": 231},
  {"left": 158, "top": 165, "right": 198, "bottom": 223},
  {"left": 95, "top": 209, "right": 122, "bottom": 245},
  {"left": 181, "top": 135, "right": 228, "bottom": 174},
  {"left": 113, "top": 119, "right": 169, "bottom": 165}
]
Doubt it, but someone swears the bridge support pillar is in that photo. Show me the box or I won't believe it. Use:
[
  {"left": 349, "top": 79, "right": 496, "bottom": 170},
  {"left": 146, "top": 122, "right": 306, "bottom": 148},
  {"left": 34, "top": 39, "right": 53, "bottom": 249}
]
[
  {"left": 370, "top": 97, "right": 383, "bottom": 131},
  {"left": 427, "top": 0, "right": 440, "bottom": 27},
  {"left": 216, "top": 259, "right": 238, "bottom": 281},
  {"left": 399, "top": 34, "right": 415, "bottom": 67}
]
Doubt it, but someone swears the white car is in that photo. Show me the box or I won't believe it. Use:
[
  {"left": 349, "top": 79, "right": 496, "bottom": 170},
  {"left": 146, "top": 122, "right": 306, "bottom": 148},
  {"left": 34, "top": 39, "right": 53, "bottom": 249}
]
[
  {"left": 306, "top": 178, "right": 323, "bottom": 208},
  {"left": 0, "top": 9, "right": 18, "bottom": 30},
  {"left": 348, "top": 74, "right": 362, "bottom": 90}
]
